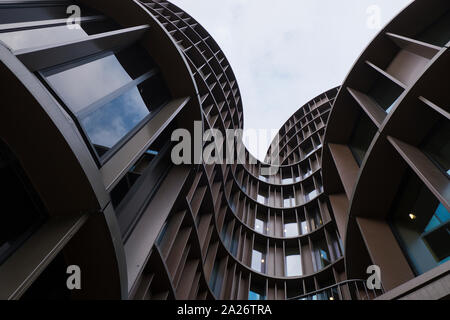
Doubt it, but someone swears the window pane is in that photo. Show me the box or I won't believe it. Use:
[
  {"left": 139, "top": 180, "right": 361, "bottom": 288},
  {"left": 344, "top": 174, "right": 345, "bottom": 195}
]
[
  {"left": 286, "top": 254, "right": 302, "bottom": 276},
  {"left": 422, "top": 118, "right": 450, "bottom": 177},
  {"left": 284, "top": 222, "right": 299, "bottom": 237},
  {"left": 43, "top": 46, "right": 169, "bottom": 158},
  {"left": 390, "top": 171, "right": 450, "bottom": 275},
  {"left": 314, "top": 239, "right": 331, "bottom": 271},
  {"left": 80, "top": 83, "right": 152, "bottom": 149},
  {"left": 45, "top": 53, "right": 137, "bottom": 114},
  {"left": 255, "top": 218, "right": 265, "bottom": 233},
  {"left": 251, "top": 243, "right": 266, "bottom": 273},
  {"left": 249, "top": 281, "right": 266, "bottom": 300},
  {"left": 209, "top": 260, "right": 223, "bottom": 298}
]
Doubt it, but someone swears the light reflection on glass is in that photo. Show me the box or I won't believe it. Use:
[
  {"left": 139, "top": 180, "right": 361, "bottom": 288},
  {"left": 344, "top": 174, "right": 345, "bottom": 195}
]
[
  {"left": 81, "top": 84, "right": 150, "bottom": 149},
  {"left": 45, "top": 54, "right": 133, "bottom": 114},
  {"left": 0, "top": 24, "right": 88, "bottom": 51}
]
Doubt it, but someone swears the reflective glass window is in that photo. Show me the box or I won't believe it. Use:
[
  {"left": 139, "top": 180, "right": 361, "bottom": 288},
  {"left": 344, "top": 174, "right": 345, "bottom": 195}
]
[{"left": 390, "top": 171, "right": 450, "bottom": 275}]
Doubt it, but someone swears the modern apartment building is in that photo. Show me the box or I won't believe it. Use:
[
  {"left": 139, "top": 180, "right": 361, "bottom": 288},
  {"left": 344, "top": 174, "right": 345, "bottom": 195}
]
[{"left": 0, "top": 0, "right": 448, "bottom": 300}]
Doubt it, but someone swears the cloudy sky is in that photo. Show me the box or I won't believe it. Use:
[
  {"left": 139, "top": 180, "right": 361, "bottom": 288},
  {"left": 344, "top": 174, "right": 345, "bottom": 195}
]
[{"left": 171, "top": 0, "right": 413, "bottom": 160}]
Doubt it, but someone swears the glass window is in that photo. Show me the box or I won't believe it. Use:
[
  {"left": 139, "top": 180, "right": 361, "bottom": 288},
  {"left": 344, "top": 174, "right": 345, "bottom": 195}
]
[
  {"left": 43, "top": 46, "right": 156, "bottom": 114},
  {"left": 230, "top": 227, "right": 239, "bottom": 256},
  {"left": 209, "top": 259, "right": 223, "bottom": 298},
  {"left": 283, "top": 196, "right": 293, "bottom": 208},
  {"left": 285, "top": 248, "right": 302, "bottom": 277},
  {"left": 304, "top": 182, "right": 318, "bottom": 202},
  {"left": 284, "top": 216, "right": 299, "bottom": 237},
  {"left": 329, "top": 231, "right": 343, "bottom": 260},
  {"left": 349, "top": 111, "right": 378, "bottom": 166},
  {"left": 308, "top": 204, "right": 323, "bottom": 230},
  {"left": 221, "top": 219, "right": 231, "bottom": 247},
  {"left": 314, "top": 239, "right": 331, "bottom": 271},
  {"left": 422, "top": 118, "right": 450, "bottom": 177},
  {"left": 302, "top": 141, "right": 314, "bottom": 158},
  {"left": 257, "top": 194, "right": 267, "bottom": 205},
  {"left": 42, "top": 45, "right": 170, "bottom": 159},
  {"left": 251, "top": 242, "right": 266, "bottom": 273},
  {"left": 255, "top": 211, "right": 266, "bottom": 234},
  {"left": 249, "top": 281, "right": 266, "bottom": 300},
  {"left": 390, "top": 171, "right": 450, "bottom": 275},
  {"left": 300, "top": 217, "right": 309, "bottom": 235},
  {"left": 110, "top": 146, "right": 159, "bottom": 209},
  {"left": 301, "top": 162, "right": 312, "bottom": 179}
]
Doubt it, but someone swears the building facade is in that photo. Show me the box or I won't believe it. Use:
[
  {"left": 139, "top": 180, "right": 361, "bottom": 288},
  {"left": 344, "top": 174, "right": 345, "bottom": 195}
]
[
  {"left": 0, "top": 0, "right": 448, "bottom": 300},
  {"left": 322, "top": 0, "right": 450, "bottom": 300}
]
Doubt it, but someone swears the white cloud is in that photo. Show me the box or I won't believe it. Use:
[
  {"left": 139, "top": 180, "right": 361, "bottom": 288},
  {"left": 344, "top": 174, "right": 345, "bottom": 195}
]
[{"left": 171, "top": 0, "right": 413, "bottom": 160}]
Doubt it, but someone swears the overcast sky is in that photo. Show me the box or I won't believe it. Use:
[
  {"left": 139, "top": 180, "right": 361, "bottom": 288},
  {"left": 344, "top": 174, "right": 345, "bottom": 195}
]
[{"left": 171, "top": 0, "right": 413, "bottom": 160}]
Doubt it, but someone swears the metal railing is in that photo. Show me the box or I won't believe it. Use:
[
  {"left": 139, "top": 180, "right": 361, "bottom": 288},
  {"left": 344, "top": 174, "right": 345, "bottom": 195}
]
[{"left": 289, "top": 279, "right": 385, "bottom": 301}]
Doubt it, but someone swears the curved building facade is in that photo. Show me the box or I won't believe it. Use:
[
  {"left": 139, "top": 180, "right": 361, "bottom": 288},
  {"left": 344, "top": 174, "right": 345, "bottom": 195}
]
[
  {"left": 0, "top": 0, "right": 448, "bottom": 301},
  {"left": 322, "top": 0, "right": 450, "bottom": 300}
]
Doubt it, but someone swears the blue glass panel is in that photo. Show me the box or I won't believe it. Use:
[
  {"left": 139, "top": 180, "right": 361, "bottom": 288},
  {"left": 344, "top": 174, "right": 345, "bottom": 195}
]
[
  {"left": 45, "top": 54, "right": 134, "bottom": 114},
  {"left": 435, "top": 203, "right": 450, "bottom": 224},
  {"left": 425, "top": 215, "right": 441, "bottom": 233},
  {"left": 81, "top": 85, "right": 150, "bottom": 149},
  {"left": 248, "top": 291, "right": 262, "bottom": 300}
]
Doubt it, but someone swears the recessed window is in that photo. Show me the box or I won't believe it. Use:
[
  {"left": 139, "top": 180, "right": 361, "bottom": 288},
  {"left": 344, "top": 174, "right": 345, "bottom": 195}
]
[
  {"left": 284, "top": 215, "right": 299, "bottom": 237},
  {"left": 209, "top": 259, "right": 223, "bottom": 298},
  {"left": 255, "top": 210, "right": 266, "bottom": 234},
  {"left": 421, "top": 118, "right": 450, "bottom": 178},
  {"left": 110, "top": 147, "right": 159, "bottom": 209},
  {"left": 313, "top": 238, "right": 331, "bottom": 271},
  {"left": 349, "top": 111, "right": 378, "bottom": 166},
  {"left": 300, "top": 214, "right": 309, "bottom": 235},
  {"left": 285, "top": 248, "right": 302, "bottom": 277},
  {"left": 304, "top": 182, "right": 318, "bottom": 202},
  {"left": 230, "top": 227, "right": 239, "bottom": 256},
  {"left": 301, "top": 162, "right": 312, "bottom": 179},
  {"left": 249, "top": 281, "right": 266, "bottom": 300},
  {"left": 308, "top": 204, "right": 323, "bottom": 230},
  {"left": 390, "top": 171, "right": 450, "bottom": 275},
  {"left": 302, "top": 141, "right": 314, "bottom": 158},
  {"left": 257, "top": 194, "right": 267, "bottom": 205},
  {"left": 251, "top": 242, "right": 266, "bottom": 273}
]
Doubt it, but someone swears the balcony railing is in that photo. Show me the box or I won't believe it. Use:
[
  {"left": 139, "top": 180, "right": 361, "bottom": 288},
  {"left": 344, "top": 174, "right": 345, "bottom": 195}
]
[{"left": 289, "top": 279, "right": 385, "bottom": 300}]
